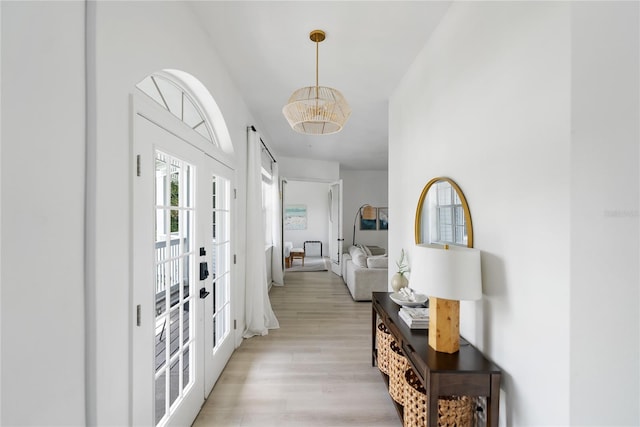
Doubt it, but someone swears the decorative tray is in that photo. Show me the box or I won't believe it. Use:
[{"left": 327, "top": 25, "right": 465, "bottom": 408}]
[{"left": 389, "top": 292, "right": 429, "bottom": 307}]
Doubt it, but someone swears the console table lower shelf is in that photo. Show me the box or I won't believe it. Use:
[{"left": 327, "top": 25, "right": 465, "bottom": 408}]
[{"left": 372, "top": 292, "right": 502, "bottom": 427}]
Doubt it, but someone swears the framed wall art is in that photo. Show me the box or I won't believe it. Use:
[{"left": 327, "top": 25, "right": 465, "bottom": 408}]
[{"left": 284, "top": 204, "right": 307, "bottom": 230}]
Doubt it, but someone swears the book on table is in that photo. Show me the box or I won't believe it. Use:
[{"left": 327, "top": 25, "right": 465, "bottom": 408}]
[{"left": 399, "top": 307, "right": 429, "bottom": 329}]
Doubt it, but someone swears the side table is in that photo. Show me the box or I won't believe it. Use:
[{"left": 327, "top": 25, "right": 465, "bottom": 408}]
[{"left": 372, "top": 292, "right": 501, "bottom": 427}]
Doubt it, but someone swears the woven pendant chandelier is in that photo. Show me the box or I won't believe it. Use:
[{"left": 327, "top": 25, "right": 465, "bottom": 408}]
[{"left": 282, "top": 30, "right": 351, "bottom": 135}]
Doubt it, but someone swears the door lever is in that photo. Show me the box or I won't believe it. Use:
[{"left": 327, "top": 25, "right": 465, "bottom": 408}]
[
  {"left": 199, "top": 262, "right": 209, "bottom": 280},
  {"left": 199, "top": 287, "right": 210, "bottom": 299}
]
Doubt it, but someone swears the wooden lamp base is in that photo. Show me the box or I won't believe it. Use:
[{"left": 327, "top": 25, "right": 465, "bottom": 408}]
[{"left": 428, "top": 297, "right": 460, "bottom": 353}]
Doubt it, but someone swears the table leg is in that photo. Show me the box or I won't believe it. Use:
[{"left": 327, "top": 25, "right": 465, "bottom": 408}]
[
  {"left": 427, "top": 374, "right": 439, "bottom": 427},
  {"left": 372, "top": 306, "right": 376, "bottom": 367},
  {"left": 487, "top": 373, "right": 501, "bottom": 427}
]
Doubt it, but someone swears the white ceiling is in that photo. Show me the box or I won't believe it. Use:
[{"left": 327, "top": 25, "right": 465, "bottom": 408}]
[{"left": 190, "top": 1, "right": 451, "bottom": 170}]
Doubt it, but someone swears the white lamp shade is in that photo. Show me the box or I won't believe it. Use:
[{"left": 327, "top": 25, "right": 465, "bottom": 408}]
[{"left": 411, "top": 243, "right": 482, "bottom": 301}]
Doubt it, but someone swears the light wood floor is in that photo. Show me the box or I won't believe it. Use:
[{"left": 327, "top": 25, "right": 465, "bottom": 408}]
[{"left": 192, "top": 270, "right": 398, "bottom": 427}]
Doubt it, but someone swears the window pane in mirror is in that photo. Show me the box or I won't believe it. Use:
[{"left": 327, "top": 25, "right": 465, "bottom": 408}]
[
  {"left": 455, "top": 225, "right": 466, "bottom": 245},
  {"left": 437, "top": 182, "right": 452, "bottom": 205}
]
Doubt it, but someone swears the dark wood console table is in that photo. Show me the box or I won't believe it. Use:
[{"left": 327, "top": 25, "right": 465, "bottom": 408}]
[{"left": 372, "top": 292, "right": 501, "bottom": 427}]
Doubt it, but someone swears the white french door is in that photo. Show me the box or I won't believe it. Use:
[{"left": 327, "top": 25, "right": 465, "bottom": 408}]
[
  {"left": 133, "top": 111, "right": 234, "bottom": 427},
  {"left": 202, "top": 159, "right": 234, "bottom": 395},
  {"left": 329, "top": 180, "right": 343, "bottom": 276}
]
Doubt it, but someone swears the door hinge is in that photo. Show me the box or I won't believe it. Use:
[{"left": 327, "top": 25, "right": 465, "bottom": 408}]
[
  {"left": 136, "top": 155, "right": 141, "bottom": 177},
  {"left": 136, "top": 305, "right": 141, "bottom": 326},
  {"left": 234, "top": 319, "right": 237, "bottom": 330},
  {"left": 233, "top": 188, "right": 237, "bottom": 199},
  {"left": 233, "top": 254, "right": 237, "bottom": 264}
]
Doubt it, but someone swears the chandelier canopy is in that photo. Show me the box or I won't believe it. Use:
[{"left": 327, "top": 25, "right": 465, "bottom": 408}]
[{"left": 282, "top": 30, "right": 351, "bottom": 135}]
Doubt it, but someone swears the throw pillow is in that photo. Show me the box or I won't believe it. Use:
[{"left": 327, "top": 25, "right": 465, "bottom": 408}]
[
  {"left": 367, "top": 255, "right": 388, "bottom": 269},
  {"left": 367, "top": 246, "right": 387, "bottom": 256},
  {"left": 349, "top": 245, "right": 364, "bottom": 258},
  {"left": 352, "top": 252, "right": 368, "bottom": 268},
  {"left": 359, "top": 244, "right": 372, "bottom": 257}
]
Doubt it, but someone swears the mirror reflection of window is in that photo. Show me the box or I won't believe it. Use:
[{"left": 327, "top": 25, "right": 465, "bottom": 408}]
[
  {"left": 434, "top": 182, "right": 466, "bottom": 246},
  {"left": 417, "top": 179, "right": 470, "bottom": 247}
]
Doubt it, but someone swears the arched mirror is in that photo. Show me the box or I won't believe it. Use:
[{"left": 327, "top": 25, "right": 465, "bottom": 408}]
[{"left": 414, "top": 177, "right": 473, "bottom": 248}]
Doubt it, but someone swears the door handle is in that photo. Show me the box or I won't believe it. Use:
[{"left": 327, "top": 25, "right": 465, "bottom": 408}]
[
  {"left": 199, "top": 262, "right": 209, "bottom": 280},
  {"left": 199, "top": 287, "right": 210, "bottom": 299}
]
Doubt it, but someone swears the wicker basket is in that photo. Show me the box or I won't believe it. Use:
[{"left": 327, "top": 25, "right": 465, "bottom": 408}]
[
  {"left": 376, "top": 322, "right": 392, "bottom": 374},
  {"left": 403, "top": 368, "right": 474, "bottom": 427},
  {"left": 388, "top": 340, "right": 408, "bottom": 405}
]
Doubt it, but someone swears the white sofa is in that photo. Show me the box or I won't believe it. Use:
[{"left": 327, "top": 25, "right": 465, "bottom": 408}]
[{"left": 341, "top": 245, "right": 389, "bottom": 301}]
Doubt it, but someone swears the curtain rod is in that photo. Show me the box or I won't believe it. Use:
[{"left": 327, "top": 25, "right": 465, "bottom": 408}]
[{"left": 250, "top": 125, "right": 276, "bottom": 164}]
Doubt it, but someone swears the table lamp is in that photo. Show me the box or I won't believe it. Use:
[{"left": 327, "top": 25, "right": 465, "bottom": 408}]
[{"left": 411, "top": 243, "right": 482, "bottom": 353}]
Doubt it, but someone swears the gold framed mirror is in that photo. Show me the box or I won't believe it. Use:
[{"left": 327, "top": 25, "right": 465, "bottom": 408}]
[{"left": 414, "top": 177, "right": 473, "bottom": 248}]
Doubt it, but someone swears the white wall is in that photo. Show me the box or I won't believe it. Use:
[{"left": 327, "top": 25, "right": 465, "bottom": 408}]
[
  {"left": 341, "top": 169, "right": 388, "bottom": 251},
  {"left": 279, "top": 156, "right": 339, "bottom": 182},
  {"left": 390, "top": 2, "right": 639, "bottom": 426},
  {"left": 390, "top": 2, "right": 571, "bottom": 425},
  {"left": 283, "top": 180, "right": 330, "bottom": 255},
  {"left": 87, "top": 2, "right": 255, "bottom": 424},
  {"left": 570, "top": 3, "right": 639, "bottom": 425},
  {"left": 1, "top": 2, "right": 86, "bottom": 425}
]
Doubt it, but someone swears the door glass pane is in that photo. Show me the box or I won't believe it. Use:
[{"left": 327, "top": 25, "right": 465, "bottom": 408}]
[
  {"left": 170, "top": 209, "right": 179, "bottom": 238},
  {"left": 182, "top": 256, "right": 190, "bottom": 299},
  {"left": 185, "top": 165, "right": 193, "bottom": 208},
  {"left": 154, "top": 151, "right": 194, "bottom": 426},
  {"left": 183, "top": 302, "right": 190, "bottom": 344},
  {"left": 182, "top": 348, "right": 190, "bottom": 391},
  {"left": 155, "top": 320, "right": 166, "bottom": 372},
  {"left": 169, "top": 358, "right": 180, "bottom": 407},
  {"left": 156, "top": 153, "right": 168, "bottom": 206},
  {"left": 169, "top": 307, "right": 180, "bottom": 358},
  {"left": 155, "top": 263, "right": 167, "bottom": 317},
  {"left": 185, "top": 210, "right": 193, "bottom": 255},
  {"left": 170, "top": 161, "right": 180, "bottom": 207},
  {"left": 155, "top": 371, "right": 166, "bottom": 425},
  {"left": 212, "top": 316, "right": 216, "bottom": 350},
  {"left": 211, "top": 172, "right": 231, "bottom": 353},
  {"left": 210, "top": 243, "right": 217, "bottom": 281}
]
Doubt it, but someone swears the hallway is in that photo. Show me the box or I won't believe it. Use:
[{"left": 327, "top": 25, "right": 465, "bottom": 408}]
[{"left": 192, "top": 270, "right": 397, "bottom": 426}]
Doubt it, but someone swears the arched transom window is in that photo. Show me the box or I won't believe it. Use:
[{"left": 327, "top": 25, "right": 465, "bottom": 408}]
[{"left": 137, "top": 74, "right": 216, "bottom": 146}]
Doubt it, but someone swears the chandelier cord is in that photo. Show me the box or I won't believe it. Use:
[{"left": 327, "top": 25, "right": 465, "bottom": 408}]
[{"left": 315, "top": 37, "right": 319, "bottom": 108}]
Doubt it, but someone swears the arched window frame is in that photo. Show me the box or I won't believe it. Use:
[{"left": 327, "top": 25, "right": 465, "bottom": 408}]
[{"left": 135, "top": 69, "right": 235, "bottom": 168}]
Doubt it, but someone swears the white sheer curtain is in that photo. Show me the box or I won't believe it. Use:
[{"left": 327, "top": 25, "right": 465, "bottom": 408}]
[
  {"left": 243, "top": 127, "right": 279, "bottom": 338},
  {"left": 271, "top": 162, "right": 285, "bottom": 286}
]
